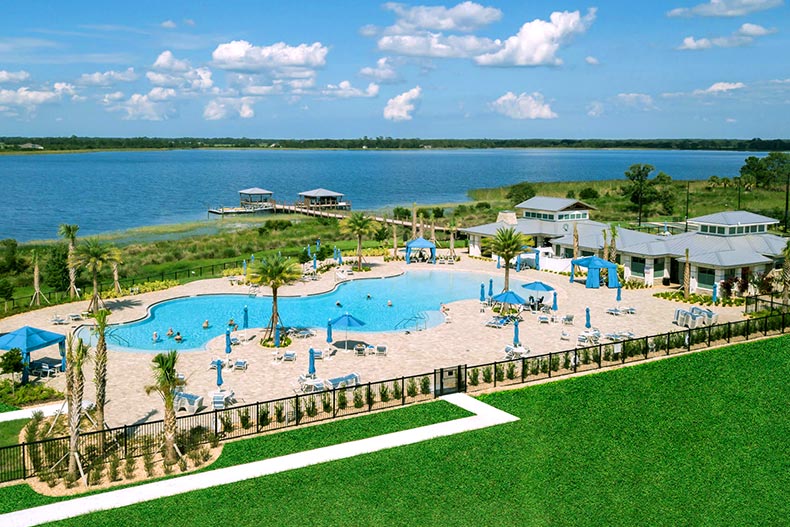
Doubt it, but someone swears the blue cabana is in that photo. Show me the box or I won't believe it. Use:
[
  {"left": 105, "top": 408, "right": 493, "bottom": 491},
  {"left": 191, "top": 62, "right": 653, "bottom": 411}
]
[
  {"left": 570, "top": 255, "right": 619, "bottom": 289},
  {"left": 0, "top": 326, "right": 66, "bottom": 383},
  {"left": 405, "top": 237, "right": 436, "bottom": 264}
]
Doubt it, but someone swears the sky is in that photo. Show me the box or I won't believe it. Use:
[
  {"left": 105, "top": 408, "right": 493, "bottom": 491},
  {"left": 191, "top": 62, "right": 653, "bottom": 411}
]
[{"left": 0, "top": 0, "right": 788, "bottom": 139}]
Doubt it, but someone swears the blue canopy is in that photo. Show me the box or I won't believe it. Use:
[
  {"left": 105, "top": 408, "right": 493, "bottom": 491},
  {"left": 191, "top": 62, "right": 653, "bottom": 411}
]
[
  {"left": 326, "top": 319, "right": 333, "bottom": 343},
  {"left": 491, "top": 290, "right": 526, "bottom": 306},
  {"left": 308, "top": 348, "right": 316, "bottom": 376},
  {"left": 513, "top": 319, "right": 520, "bottom": 346},
  {"left": 570, "top": 255, "right": 619, "bottom": 289},
  {"left": 225, "top": 329, "right": 232, "bottom": 355},
  {"left": 552, "top": 291, "right": 558, "bottom": 311},
  {"left": 313, "top": 253, "right": 317, "bottom": 270},
  {"left": 214, "top": 359, "right": 224, "bottom": 387},
  {"left": 533, "top": 249, "right": 541, "bottom": 271},
  {"left": 521, "top": 281, "right": 555, "bottom": 293},
  {"left": 488, "top": 278, "right": 494, "bottom": 297},
  {"left": 405, "top": 237, "right": 436, "bottom": 264},
  {"left": 616, "top": 286, "right": 622, "bottom": 302},
  {"left": 479, "top": 283, "right": 485, "bottom": 302},
  {"left": 242, "top": 305, "right": 249, "bottom": 330},
  {"left": 0, "top": 326, "right": 67, "bottom": 383},
  {"left": 585, "top": 307, "right": 591, "bottom": 329},
  {"left": 242, "top": 259, "right": 247, "bottom": 276}
]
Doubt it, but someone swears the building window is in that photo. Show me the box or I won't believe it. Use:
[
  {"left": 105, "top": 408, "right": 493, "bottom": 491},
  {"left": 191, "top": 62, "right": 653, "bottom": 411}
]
[
  {"left": 698, "top": 267, "right": 715, "bottom": 288},
  {"left": 736, "top": 226, "right": 744, "bottom": 234},
  {"left": 654, "top": 257, "right": 665, "bottom": 276},
  {"left": 759, "top": 225, "right": 765, "bottom": 232},
  {"left": 729, "top": 227, "right": 736, "bottom": 235},
  {"left": 700, "top": 225, "right": 709, "bottom": 233},
  {"left": 717, "top": 226, "right": 725, "bottom": 235},
  {"left": 581, "top": 250, "right": 594, "bottom": 257},
  {"left": 564, "top": 248, "right": 573, "bottom": 258},
  {"left": 631, "top": 256, "right": 645, "bottom": 277},
  {"left": 582, "top": 212, "right": 588, "bottom": 219}
]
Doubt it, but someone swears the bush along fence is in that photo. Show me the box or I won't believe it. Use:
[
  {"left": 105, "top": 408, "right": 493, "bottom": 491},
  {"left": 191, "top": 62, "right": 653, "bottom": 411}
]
[
  {"left": 1, "top": 310, "right": 788, "bottom": 485},
  {"left": 2, "top": 259, "right": 251, "bottom": 314},
  {"left": 743, "top": 292, "right": 790, "bottom": 315}
]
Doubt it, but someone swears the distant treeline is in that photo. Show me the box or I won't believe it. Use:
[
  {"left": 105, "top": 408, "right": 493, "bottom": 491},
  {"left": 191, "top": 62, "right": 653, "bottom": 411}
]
[{"left": 0, "top": 136, "right": 788, "bottom": 152}]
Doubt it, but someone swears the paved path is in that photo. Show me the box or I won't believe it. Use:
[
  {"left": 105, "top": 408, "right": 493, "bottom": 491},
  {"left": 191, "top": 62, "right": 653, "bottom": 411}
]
[
  {"left": 0, "top": 402, "right": 65, "bottom": 423},
  {"left": 0, "top": 394, "right": 518, "bottom": 527}
]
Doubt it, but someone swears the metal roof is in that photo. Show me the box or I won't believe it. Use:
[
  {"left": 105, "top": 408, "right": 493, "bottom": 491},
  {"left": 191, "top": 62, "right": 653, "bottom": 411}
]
[
  {"left": 298, "top": 188, "right": 344, "bottom": 198},
  {"left": 238, "top": 187, "right": 273, "bottom": 195},
  {"left": 514, "top": 196, "right": 595, "bottom": 212},
  {"left": 460, "top": 218, "right": 608, "bottom": 239},
  {"left": 687, "top": 210, "right": 778, "bottom": 226},
  {"left": 677, "top": 250, "right": 771, "bottom": 267}
]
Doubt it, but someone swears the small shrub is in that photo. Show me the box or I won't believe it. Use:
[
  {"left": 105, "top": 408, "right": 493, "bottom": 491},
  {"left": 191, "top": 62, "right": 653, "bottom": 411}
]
[
  {"left": 275, "top": 402, "right": 285, "bottom": 423},
  {"left": 495, "top": 364, "right": 505, "bottom": 382},
  {"left": 143, "top": 451, "right": 155, "bottom": 477},
  {"left": 353, "top": 388, "right": 364, "bottom": 409},
  {"left": 579, "top": 187, "right": 600, "bottom": 200},
  {"left": 337, "top": 389, "right": 348, "bottom": 409},
  {"left": 123, "top": 453, "right": 136, "bottom": 480},
  {"left": 379, "top": 383, "right": 390, "bottom": 403},
  {"left": 89, "top": 462, "right": 104, "bottom": 486},
  {"left": 563, "top": 352, "right": 571, "bottom": 370},
  {"left": 469, "top": 368, "right": 480, "bottom": 386},
  {"left": 238, "top": 408, "right": 252, "bottom": 429},
  {"left": 219, "top": 414, "right": 234, "bottom": 434},
  {"left": 108, "top": 453, "right": 121, "bottom": 482},
  {"left": 258, "top": 406, "right": 271, "bottom": 427},
  {"left": 530, "top": 360, "right": 540, "bottom": 376},
  {"left": 550, "top": 355, "right": 560, "bottom": 372},
  {"left": 392, "top": 380, "right": 402, "bottom": 400},
  {"left": 305, "top": 396, "right": 318, "bottom": 417},
  {"left": 482, "top": 366, "right": 493, "bottom": 383},
  {"left": 321, "top": 392, "right": 332, "bottom": 413},
  {"left": 178, "top": 458, "right": 188, "bottom": 472},
  {"left": 539, "top": 359, "right": 549, "bottom": 374},
  {"left": 200, "top": 446, "right": 211, "bottom": 463},
  {"left": 420, "top": 376, "right": 431, "bottom": 395},
  {"left": 188, "top": 449, "right": 203, "bottom": 467},
  {"left": 366, "top": 387, "right": 375, "bottom": 407},
  {"left": 406, "top": 378, "right": 418, "bottom": 398},
  {"left": 505, "top": 362, "right": 516, "bottom": 380},
  {"left": 582, "top": 348, "right": 591, "bottom": 364},
  {"left": 162, "top": 461, "right": 173, "bottom": 475},
  {"left": 209, "top": 433, "right": 220, "bottom": 448}
]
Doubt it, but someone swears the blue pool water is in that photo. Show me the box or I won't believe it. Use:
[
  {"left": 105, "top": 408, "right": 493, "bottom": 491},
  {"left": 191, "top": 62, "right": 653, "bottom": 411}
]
[{"left": 78, "top": 270, "right": 513, "bottom": 352}]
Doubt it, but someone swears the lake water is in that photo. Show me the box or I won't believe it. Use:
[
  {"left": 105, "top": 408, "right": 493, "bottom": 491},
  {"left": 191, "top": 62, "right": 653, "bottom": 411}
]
[{"left": 0, "top": 148, "right": 757, "bottom": 242}]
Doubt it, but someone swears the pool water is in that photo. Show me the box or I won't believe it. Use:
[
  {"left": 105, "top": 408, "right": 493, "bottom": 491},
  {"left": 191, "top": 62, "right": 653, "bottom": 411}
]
[{"left": 78, "top": 270, "right": 512, "bottom": 352}]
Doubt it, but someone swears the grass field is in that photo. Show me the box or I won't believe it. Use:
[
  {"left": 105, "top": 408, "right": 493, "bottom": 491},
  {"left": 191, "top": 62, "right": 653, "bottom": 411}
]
[
  {"left": 0, "top": 419, "right": 26, "bottom": 448},
  {"left": 0, "top": 402, "right": 18, "bottom": 413},
  {"left": 0, "top": 400, "right": 469, "bottom": 514},
  {"left": 23, "top": 336, "right": 789, "bottom": 526}
]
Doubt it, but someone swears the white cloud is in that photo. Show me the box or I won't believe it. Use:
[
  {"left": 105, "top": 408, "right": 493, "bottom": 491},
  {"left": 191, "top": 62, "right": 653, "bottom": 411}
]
[
  {"left": 147, "top": 87, "right": 178, "bottom": 101},
  {"left": 146, "top": 67, "right": 213, "bottom": 91},
  {"left": 211, "top": 40, "right": 328, "bottom": 72},
  {"left": 585, "top": 55, "right": 599, "bottom": 65},
  {"left": 475, "top": 9, "right": 597, "bottom": 66},
  {"left": 322, "top": 81, "right": 379, "bottom": 98},
  {"left": 587, "top": 100, "right": 604, "bottom": 117},
  {"left": 693, "top": 81, "right": 746, "bottom": 94},
  {"left": 384, "top": 85, "right": 421, "bottom": 121},
  {"left": 678, "top": 23, "right": 776, "bottom": 50},
  {"left": 378, "top": 33, "right": 500, "bottom": 58},
  {"left": 770, "top": 78, "right": 790, "bottom": 84},
  {"left": 100, "top": 91, "right": 124, "bottom": 105},
  {"left": 203, "top": 97, "right": 256, "bottom": 120},
  {"left": 726, "top": 117, "right": 737, "bottom": 123},
  {"left": 184, "top": 19, "right": 196, "bottom": 27},
  {"left": 489, "top": 91, "right": 557, "bottom": 119},
  {"left": 77, "top": 67, "right": 137, "bottom": 86},
  {"left": 383, "top": 1, "right": 502, "bottom": 33},
  {"left": 668, "top": 0, "right": 782, "bottom": 17},
  {"left": 0, "top": 70, "right": 30, "bottom": 83},
  {"left": 0, "top": 87, "right": 60, "bottom": 106},
  {"left": 152, "top": 50, "right": 191, "bottom": 72},
  {"left": 108, "top": 93, "right": 173, "bottom": 120},
  {"left": 616, "top": 93, "right": 657, "bottom": 110},
  {"left": 359, "top": 57, "right": 399, "bottom": 83},
  {"left": 161, "top": 20, "right": 177, "bottom": 29}
]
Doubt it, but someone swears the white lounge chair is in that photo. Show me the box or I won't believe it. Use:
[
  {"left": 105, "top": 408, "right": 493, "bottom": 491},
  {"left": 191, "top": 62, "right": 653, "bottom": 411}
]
[
  {"left": 51, "top": 315, "right": 67, "bottom": 325},
  {"left": 282, "top": 350, "right": 297, "bottom": 361},
  {"left": 175, "top": 393, "right": 203, "bottom": 414},
  {"left": 538, "top": 315, "right": 550, "bottom": 324},
  {"left": 562, "top": 314, "right": 574, "bottom": 325},
  {"left": 233, "top": 359, "right": 248, "bottom": 371},
  {"left": 375, "top": 344, "right": 388, "bottom": 356}
]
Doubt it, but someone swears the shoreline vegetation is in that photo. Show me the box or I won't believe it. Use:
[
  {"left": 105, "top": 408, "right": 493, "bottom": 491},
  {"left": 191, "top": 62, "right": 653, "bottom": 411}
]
[{"left": 1, "top": 136, "right": 789, "bottom": 154}]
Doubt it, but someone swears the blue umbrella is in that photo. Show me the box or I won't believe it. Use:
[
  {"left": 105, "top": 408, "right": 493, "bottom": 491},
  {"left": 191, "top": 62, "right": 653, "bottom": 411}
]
[
  {"left": 274, "top": 325, "right": 280, "bottom": 347},
  {"left": 480, "top": 283, "right": 485, "bottom": 302},
  {"left": 316, "top": 238, "right": 321, "bottom": 250},
  {"left": 513, "top": 318, "right": 520, "bottom": 346},
  {"left": 313, "top": 253, "right": 317, "bottom": 270},
  {"left": 535, "top": 250, "right": 540, "bottom": 271},
  {"left": 326, "top": 318, "right": 333, "bottom": 343},
  {"left": 214, "top": 359, "right": 224, "bottom": 388},
  {"left": 307, "top": 245, "right": 311, "bottom": 257},
  {"left": 552, "top": 291, "right": 558, "bottom": 311},
  {"left": 616, "top": 286, "right": 622, "bottom": 302},
  {"left": 521, "top": 281, "right": 555, "bottom": 294},
  {"left": 712, "top": 283, "right": 718, "bottom": 304},
  {"left": 491, "top": 290, "right": 527, "bottom": 305},
  {"left": 496, "top": 255, "right": 501, "bottom": 269},
  {"left": 242, "top": 259, "right": 247, "bottom": 276},
  {"left": 488, "top": 278, "right": 494, "bottom": 297},
  {"left": 308, "top": 348, "right": 316, "bottom": 377},
  {"left": 516, "top": 254, "right": 521, "bottom": 272},
  {"left": 585, "top": 307, "right": 591, "bottom": 329},
  {"left": 250, "top": 253, "right": 255, "bottom": 264},
  {"left": 243, "top": 305, "right": 248, "bottom": 330},
  {"left": 338, "top": 251, "right": 343, "bottom": 265},
  {"left": 225, "top": 329, "right": 232, "bottom": 355},
  {"left": 330, "top": 313, "right": 366, "bottom": 350}
]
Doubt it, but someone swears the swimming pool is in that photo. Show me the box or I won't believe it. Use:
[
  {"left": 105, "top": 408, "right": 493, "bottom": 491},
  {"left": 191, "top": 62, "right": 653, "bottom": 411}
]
[{"left": 78, "top": 270, "right": 514, "bottom": 352}]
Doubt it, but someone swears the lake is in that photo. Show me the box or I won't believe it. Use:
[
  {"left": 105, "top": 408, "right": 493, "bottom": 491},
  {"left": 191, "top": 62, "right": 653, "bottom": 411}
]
[{"left": 0, "top": 148, "right": 756, "bottom": 242}]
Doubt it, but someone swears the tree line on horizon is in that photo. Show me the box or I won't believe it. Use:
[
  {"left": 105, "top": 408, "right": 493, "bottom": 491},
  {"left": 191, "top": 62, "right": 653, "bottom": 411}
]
[{"left": 0, "top": 136, "right": 788, "bottom": 152}]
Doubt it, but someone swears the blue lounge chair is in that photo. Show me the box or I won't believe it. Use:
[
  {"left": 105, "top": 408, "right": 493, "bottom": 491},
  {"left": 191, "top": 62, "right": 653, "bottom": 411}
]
[
  {"left": 485, "top": 317, "right": 508, "bottom": 329},
  {"left": 233, "top": 359, "right": 248, "bottom": 371},
  {"left": 282, "top": 350, "right": 297, "bottom": 361},
  {"left": 326, "top": 372, "right": 360, "bottom": 389}
]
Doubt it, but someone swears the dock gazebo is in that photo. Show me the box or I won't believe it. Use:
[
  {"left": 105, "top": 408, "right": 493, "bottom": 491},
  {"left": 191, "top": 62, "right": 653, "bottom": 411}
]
[
  {"left": 239, "top": 188, "right": 274, "bottom": 210},
  {"left": 298, "top": 188, "right": 350, "bottom": 210}
]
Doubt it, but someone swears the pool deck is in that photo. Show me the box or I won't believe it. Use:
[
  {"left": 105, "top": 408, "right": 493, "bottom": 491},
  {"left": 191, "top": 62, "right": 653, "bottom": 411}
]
[{"left": 0, "top": 256, "right": 747, "bottom": 427}]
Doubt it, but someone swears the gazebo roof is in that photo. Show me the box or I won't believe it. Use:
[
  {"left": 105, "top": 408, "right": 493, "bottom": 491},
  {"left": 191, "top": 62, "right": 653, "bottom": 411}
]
[
  {"left": 238, "top": 187, "right": 273, "bottom": 195},
  {"left": 299, "top": 188, "right": 344, "bottom": 198},
  {"left": 406, "top": 237, "right": 436, "bottom": 249},
  {"left": 0, "top": 326, "right": 66, "bottom": 353}
]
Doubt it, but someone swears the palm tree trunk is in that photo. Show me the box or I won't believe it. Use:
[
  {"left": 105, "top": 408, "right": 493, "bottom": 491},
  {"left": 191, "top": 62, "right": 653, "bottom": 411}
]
[
  {"left": 684, "top": 249, "right": 691, "bottom": 300},
  {"left": 68, "top": 243, "right": 78, "bottom": 299},
  {"left": 68, "top": 368, "right": 84, "bottom": 480},
  {"left": 392, "top": 225, "right": 398, "bottom": 258},
  {"left": 504, "top": 265, "right": 510, "bottom": 292},
  {"left": 266, "top": 288, "right": 279, "bottom": 342},
  {"left": 95, "top": 340, "right": 107, "bottom": 441},
  {"left": 782, "top": 259, "right": 790, "bottom": 306},
  {"left": 449, "top": 230, "right": 455, "bottom": 258},
  {"left": 163, "top": 397, "right": 177, "bottom": 465},
  {"left": 112, "top": 262, "right": 121, "bottom": 294},
  {"left": 90, "top": 270, "right": 100, "bottom": 313},
  {"left": 411, "top": 204, "right": 417, "bottom": 239},
  {"left": 356, "top": 235, "right": 363, "bottom": 271}
]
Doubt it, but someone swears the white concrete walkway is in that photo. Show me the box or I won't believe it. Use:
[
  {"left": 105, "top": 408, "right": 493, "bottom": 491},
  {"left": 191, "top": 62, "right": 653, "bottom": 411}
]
[
  {"left": 0, "top": 402, "right": 65, "bottom": 423},
  {"left": 0, "top": 394, "right": 518, "bottom": 527}
]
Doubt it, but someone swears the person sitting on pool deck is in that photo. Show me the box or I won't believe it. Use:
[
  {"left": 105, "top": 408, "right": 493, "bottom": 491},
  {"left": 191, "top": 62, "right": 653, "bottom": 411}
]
[
  {"left": 174, "top": 332, "right": 183, "bottom": 343},
  {"left": 202, "top": 320, "right": 210, "bottom": 329},
  {"left": 166, "top": 328, "right": 174, "bottom": 338}
]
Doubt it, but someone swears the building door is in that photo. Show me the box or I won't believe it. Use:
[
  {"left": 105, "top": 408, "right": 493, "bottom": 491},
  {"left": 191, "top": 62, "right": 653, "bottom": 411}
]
[{"left": 670, "top": 258, "right": 680, "bottom": 283}]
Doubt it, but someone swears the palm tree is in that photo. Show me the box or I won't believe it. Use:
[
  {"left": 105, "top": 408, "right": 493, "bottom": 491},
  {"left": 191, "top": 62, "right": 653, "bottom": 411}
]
[
  {"left": 572, "top": 223, "right": 579, "bottom": 259},
  {"left": 448, "top": 218, "right": 457, "bottom": 259},
  {"left": 66, "top": 334, "right": 89, "bottom": 481},
  {"left": 58, "top": 224, "right": 79, "bottom": 299},
  {"left": 70, "top": 239, "right": 122, "bottom": 313},
  {"left": 144, "top": 351, "right": 183, "bottom": 465},
  {"left": 256, "top": 253, "right": 300, "bottom": 343},
  {"left": 29, "top": 249, "right": 49, "bottom": 307},
  {"left": 340, "top": 212, "right": 379, "bottom": 271},
  {"left": 609, "top": 225, "right": 618, "bottom": 263},
  {"left": 491, "top": 227, "right": 526, "bottom": 291},
  {"left": 92, "top": 309, "right": 111, "bottom": 440},
  {"left": 683, "top": 248, "right": 691, "bottom": 300},
  {"left": 782, "top": 239, "right": 790, "bottom": 306}
]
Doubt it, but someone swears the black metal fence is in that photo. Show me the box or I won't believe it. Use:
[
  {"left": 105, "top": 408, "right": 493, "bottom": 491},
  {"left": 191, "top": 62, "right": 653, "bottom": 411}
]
[
  {"left": 743, "top": 292, "right": 788, "bottom": 314},
  {"left": 1, "top": 310, "right": 788, "bottom": 484}
]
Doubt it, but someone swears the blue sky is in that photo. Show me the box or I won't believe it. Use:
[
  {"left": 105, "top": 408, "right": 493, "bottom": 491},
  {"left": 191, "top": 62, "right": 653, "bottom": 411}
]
[{"left": 0, "top": 0, "right": 787, "bottom": 138}]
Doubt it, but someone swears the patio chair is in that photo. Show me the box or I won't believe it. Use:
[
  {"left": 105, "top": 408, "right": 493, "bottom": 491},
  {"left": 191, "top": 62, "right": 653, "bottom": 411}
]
[
  {"left": 211, "top": 393, "right": 227, "bottom": 410},
  {"left": 560, "top": 330, "right": 571, "bottom": 341},
  {"left": 31, "top": 363, "right": 56, "bottom": 378},
  {"left": 175, "top": 393, "right": 203, "bottom": 414},
  {"left": 355, "top": 346, "right": 367, "bottom": 356},
  {"left": 606, "top": 308, "right": 622, "bottom": 316},
  {"left": 485, "top": 317, "right": 508, "bottom": 329},
  {"left": 233, "top": 359, "right": 248, "bottom": 371},
  {"left": 312, "top": 349, "right": 325, "bottom": 360},
  {"left": 538, "top": 314, "right": 550, "bottom": 324},
  {"left": 51, "top": 315, "right": 67, "bottom": 325},
  {"left": 68, "top": 313, "right": 83, "bottom": 321},
  {"left": 503, "top": 345, "right": 517, "bottom": 360},
  {"left": 562, "top": 314, "right": 574, "bottom": 325},
  {"left": 375, "top": 344, "right": 388, "bottom": 356},
  {"left": 282, "top": 350, "right": 297, "bottom": 361}
]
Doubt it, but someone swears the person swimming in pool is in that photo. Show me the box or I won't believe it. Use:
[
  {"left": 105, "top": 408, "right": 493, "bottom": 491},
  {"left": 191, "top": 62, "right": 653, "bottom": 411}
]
[
  {"left": 152, "top": 331, "right": 159, "bottom": 342},
  {"left": 166, "top": 328, "right": 174, "bottom": 338},
  {"left": 174, "top": 332, "right": 183, "bottom": 343},
  {"left": 366, "top": 293, "right": 371, "bottom": 300},
  {"left": 202, "top": 320, "right": 210, "bottom": 329},
  {"left": 336, "top": 301, "right": 342, "bottom": 307},
  {"left": 387, "top": 300, "right": 393, "bottom": 307},
  {"left": 228, "top": 318, "right": 235, "bottom": 327}
]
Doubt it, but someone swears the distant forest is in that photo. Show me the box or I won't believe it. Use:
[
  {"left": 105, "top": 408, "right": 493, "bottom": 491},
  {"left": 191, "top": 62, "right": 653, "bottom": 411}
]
[{"left": 1, "top": 136, "right": 788, "bottom": 152}]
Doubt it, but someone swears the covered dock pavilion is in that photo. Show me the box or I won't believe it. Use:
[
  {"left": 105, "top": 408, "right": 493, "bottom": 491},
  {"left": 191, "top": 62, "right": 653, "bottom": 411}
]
[
  {"left": 298, "top": 188, "right": 350, "bottom": 210},
  {"left": 239, "top": 187, "right": 274, "bottom": 210}
]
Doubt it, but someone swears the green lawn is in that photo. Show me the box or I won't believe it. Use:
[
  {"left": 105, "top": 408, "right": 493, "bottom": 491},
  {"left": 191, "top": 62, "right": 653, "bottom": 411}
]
[
  {"left": 0, "top": 419, "right": 26, "bottom": 448},
  {"left": 0, "top": 402, "right": 18, "bottom": 413},
  {"left": 0, "top": 400, "right": 470, "bottom": 514},
  {"left": 38, "top": 336, "right": 790, "bottom": 527}
]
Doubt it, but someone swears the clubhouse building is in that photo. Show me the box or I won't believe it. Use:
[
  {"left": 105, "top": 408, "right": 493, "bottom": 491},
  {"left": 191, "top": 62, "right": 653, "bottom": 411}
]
[{"left": 460, "top": 196, "right": 785, "bottom": 292}]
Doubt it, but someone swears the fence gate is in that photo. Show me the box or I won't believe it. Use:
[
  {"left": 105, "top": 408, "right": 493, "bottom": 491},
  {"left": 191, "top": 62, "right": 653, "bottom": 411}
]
[{"left": 434, "top": 365, "right": 466, "bottom": 396}]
